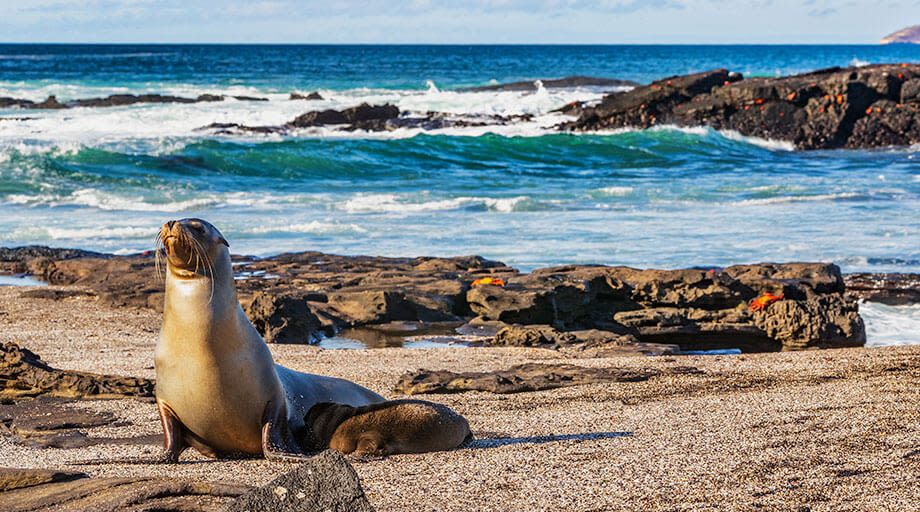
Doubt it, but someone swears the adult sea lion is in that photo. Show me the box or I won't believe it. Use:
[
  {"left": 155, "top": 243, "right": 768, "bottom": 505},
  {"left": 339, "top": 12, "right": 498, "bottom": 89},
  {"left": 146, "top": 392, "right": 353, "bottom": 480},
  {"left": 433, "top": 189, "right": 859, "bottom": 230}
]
[
  {"left": 153, "top": 218, "right": 384, "bottom": 461},
  {"left": 305, "top": 399, "right": 472, "bottom": 457}
]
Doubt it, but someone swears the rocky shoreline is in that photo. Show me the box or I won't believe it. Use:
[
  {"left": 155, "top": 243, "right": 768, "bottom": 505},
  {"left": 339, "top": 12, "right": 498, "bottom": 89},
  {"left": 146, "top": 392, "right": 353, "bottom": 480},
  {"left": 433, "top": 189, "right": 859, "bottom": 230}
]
[
  {"left": 4, "top": 245, "right": 917, "bottom": 355},
  {"left": 10, "top": 65, "right": 920, "bottom": 149}
]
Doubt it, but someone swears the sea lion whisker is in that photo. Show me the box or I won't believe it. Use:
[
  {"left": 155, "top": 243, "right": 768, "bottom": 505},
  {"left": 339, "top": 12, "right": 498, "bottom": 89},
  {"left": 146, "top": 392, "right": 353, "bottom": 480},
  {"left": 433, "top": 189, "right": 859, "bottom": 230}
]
[{"left": 154, "top": 232, "right": 163, "bottom": 280}]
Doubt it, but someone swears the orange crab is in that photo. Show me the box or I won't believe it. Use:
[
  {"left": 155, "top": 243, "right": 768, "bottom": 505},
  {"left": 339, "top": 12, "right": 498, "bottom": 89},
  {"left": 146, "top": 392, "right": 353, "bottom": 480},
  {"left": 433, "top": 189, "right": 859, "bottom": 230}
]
[
  {"left": 749, "top": 292, "right": 784, "bottom": 312},
  {"left": 471, "top": 277, "right": 505, "bottom": 288}
]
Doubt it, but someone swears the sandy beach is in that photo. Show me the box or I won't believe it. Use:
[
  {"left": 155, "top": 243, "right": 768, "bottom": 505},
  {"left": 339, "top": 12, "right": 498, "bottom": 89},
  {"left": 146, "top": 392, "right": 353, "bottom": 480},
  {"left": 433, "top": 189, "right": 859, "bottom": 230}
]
[{"left": 2, "top": 285, "right": 919, "bottom": 511}]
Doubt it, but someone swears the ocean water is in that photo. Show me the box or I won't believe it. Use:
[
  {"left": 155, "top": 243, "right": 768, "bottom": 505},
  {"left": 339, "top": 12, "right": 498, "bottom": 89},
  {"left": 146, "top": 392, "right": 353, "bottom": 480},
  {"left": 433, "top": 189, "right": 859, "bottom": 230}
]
[{"left": 1, "top": 45, "right": 919, "bottom": 344}]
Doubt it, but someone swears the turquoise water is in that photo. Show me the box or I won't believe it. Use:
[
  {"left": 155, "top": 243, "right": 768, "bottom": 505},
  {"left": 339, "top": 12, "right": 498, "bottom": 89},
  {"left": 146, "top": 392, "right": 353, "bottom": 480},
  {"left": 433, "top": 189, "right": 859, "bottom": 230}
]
[{"left": 0, "top": 45, "right": 919, "bottom": 275}]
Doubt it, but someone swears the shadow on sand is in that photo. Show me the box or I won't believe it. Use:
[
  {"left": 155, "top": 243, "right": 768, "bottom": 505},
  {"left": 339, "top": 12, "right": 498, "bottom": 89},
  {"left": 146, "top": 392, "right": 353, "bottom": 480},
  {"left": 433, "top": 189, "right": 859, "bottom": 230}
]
[{"left": 466, "top": 431, "right": 632, "bottom": 450}]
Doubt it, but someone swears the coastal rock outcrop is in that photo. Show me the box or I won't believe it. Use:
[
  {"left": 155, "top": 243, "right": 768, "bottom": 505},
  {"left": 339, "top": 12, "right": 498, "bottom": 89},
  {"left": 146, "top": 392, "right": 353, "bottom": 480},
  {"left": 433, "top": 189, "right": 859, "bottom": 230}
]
[
  {"left": 0, "top": 342, "right": 154, "bottom": 399},
  {"left": 844, "top": 272, "right": 920, "bottom": 305},
  {"left": 197, "top": 104, "right": 535, "bottom": 134},
  {"left": 0, "top": 246, "right": 867, "bottom": 352},
  {"left": 562, "top": 64, "right": 920, "bottom": 149},
  {"left": 0, "top": 93, "right": 269, "bottom": 110}
]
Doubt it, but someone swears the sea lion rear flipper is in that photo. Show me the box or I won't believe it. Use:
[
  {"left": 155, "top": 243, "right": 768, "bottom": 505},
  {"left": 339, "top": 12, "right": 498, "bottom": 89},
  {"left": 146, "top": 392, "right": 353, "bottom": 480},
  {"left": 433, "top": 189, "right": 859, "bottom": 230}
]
[{"left": 261, "top": 399, "right": 317, "bottom": 462}]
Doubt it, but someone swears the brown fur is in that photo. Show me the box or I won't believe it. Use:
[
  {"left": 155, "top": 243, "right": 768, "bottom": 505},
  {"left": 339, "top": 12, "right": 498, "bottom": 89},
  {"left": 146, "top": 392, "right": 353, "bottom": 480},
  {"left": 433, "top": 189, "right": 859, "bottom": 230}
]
[{"left": 305, "top": 399, "right": 472, "bottom": 456}]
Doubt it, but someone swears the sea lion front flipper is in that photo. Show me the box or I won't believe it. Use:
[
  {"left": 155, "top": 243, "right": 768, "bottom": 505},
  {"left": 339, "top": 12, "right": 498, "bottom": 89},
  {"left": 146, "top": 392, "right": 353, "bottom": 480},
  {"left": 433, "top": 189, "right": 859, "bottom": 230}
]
[
  {"left": 261, "top": 399, "right": 316, "bottom": 462},
  {"left": 157, "top": 399, "right": 188, "bottom": 463}
]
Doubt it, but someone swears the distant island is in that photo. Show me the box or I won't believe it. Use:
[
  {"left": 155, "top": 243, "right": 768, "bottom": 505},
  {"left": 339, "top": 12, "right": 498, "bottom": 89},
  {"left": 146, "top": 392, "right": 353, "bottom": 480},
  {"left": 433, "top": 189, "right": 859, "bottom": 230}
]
[{"left": 881, "top": 25, "right": 920, "bottom": 44}]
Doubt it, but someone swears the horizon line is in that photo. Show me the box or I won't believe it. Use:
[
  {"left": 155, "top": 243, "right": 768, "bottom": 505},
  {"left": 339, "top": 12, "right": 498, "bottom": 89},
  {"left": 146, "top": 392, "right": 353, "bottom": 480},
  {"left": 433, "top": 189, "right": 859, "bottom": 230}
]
[{"left": 0, "top": 42, "right": 899, "bottom": 46}]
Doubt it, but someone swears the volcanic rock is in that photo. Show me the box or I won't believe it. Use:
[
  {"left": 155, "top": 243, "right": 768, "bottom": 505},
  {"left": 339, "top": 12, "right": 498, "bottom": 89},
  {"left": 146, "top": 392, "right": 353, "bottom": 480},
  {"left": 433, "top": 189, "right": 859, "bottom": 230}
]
[
  {"left": 244, "top": 291, "right": 325, "bottom": 343},
  {"left": 562, "top": 64, "right": 920, "bottom": 149},
  {"left": 289, "top": 103, "right": 400, "bottom": 130},
  {"left": 844, "top": 272, "right": 920, "bottom": 305},
  {"left": 458, "top": 75, "right": 638, "bottom": 92},
  {"left": 0, "top": 342, "right": 154, "bottom": 399},
  {"left": 393, "top": 362, "right": 688, "bottom": 394},
  {"left": 0, "top": 468, "right": 248, "bottom": 512},
  {"left": 0, "top": 246, "right": 869, "bottom": 352},
  {"left": 226, "top": 450, "right": 375, "bottom": 512},
  {"left": 290, "top": 92, "right": 324, "bottom": 100}
]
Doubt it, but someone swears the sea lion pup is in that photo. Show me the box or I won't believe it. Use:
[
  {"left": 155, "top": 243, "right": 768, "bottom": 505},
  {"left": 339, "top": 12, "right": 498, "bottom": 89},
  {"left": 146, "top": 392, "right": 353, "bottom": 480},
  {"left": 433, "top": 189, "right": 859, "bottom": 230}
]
[
  {"left": 305, "top": 399, "right": 472, "bottom": 457},
  {"left": 153, "top": 218, "right": 384, "bottom": 462}
]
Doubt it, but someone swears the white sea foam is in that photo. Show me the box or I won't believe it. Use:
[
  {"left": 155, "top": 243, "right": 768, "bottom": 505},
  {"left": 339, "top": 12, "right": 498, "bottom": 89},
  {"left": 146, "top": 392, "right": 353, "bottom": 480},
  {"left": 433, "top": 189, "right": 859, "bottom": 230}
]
[
  {"left": 717, "top": 129, "right": 796, "bottom": 151},
  {"left": 0, "top": 224, "right": 159, "bottom": 241},
  {"left": 861, "top": 301, "right": 920, "bottom": 347},
  {"left": 243, "top": 221, "right": 367, "bottom": 235},
  {"left": 339, "top": 193, "right": 535, "bottom": 214},
  {"left": 595, "top": 186, "right": 634, "bottom": 196},
  {"left": 729, "top": 192, "right": 864, "bottom": 206},
  {"left": 0, "top": 77, "right": 621, "bottom": 148}
]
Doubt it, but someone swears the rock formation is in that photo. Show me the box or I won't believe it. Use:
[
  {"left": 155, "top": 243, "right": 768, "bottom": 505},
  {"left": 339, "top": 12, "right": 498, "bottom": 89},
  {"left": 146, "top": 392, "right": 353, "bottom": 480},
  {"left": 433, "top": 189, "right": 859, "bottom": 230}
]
[
  {"left": 457, "top": 75, "right": 638, "bottom": 92},
  {"left": 0, "top": 93, "right": 269, "bottom": 110},
  {"left": 561, "top": 64, "right": 920, "bottom": 149},
  {"left": 226, "top": 450, "right": 375, "bottom": 512},
  {"left": 0, "top": 246, "right": 867, "bottom": 353},
  {"left": 844, "top": 273, "right": 920, "bottom": 305},
  {"left": 393, "top": 362, "right": 702, "bottom": 394},
  {"left": 0, "top": 467, "right": 249, "bottom": 511},
  {"left": 0, "top": 342, "right": 154, "bottom": 399}
]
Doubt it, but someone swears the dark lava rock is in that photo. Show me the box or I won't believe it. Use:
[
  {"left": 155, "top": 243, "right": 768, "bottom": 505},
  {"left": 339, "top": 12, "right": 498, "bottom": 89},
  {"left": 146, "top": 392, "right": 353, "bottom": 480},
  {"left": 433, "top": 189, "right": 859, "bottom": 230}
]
[
  {"left": 0, "top": 468, "right": 248, "bottom": 512},
  {"left": 198, "top": 105, "right": 535, "bottom": 134},
  {"left": 844, "top": 272, "right": 920, "bottom": 305},
  {"left": 0, "top": 92, "right": 270, "bottom": 110},
  {"left": 0, "top": 467, "right": 85, "bottom": 492},
  {"left": 458, "top": 75, "right": 639, "bottom": 92},
  {"left": 232, "top": 95, "right": 269, "bottom": 102},
  {"left": 562, "top": 64, "right": 920, "bottom": 149},
  {"left": 68, "top": 94, "right": 199, "bottom": 108},
  {"left": 0, "top": 342, "right": 154, "bottom": 399},
  {"left": 492, "top": 324, "right": 679, "bottom": 356},
  {"left": 198, "top": 122, "right": 282, "bottom": 135},
  {"left": 227, "top": 449, "right": 375, "bottom": 512},
  {"left": 393, "top": 362, "right": 686, "bottom": 394},
  {"left": 34, "top": 95, "right": 66, "bottom": 109},
  {"left": 1, "top": 244, "right": 870, "bottom": 352},
  {"left": 290, "top": 92, "right": 324, "bottom": 100},
  {"left": 0, "top": 97, "right": 36, "bottom": 108},
  {"left": 288, "top": 103, "right": 400, "bottom": 130},
  {"left": 245, "top": 291, "right": 325, "bottom": 343}
]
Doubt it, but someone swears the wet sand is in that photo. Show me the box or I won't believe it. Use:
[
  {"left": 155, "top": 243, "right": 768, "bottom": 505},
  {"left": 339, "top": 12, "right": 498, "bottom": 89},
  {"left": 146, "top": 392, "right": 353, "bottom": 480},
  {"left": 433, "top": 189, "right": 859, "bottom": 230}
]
[{"left": 1, "top": 286, "right": 918, "bottom": 511}]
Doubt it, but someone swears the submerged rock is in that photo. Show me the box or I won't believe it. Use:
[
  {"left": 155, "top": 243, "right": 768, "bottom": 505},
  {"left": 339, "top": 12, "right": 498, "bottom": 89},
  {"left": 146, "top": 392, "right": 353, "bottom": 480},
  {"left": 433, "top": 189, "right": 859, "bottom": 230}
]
[
  {"left": 290, "top": 92, "right": 324, "bottom": 100},
  {"left": 457, "top": 75, "right": 638, "bottom": 92},
  {"left": 562, "top": 64, "right": 920, "bottom": 149}
]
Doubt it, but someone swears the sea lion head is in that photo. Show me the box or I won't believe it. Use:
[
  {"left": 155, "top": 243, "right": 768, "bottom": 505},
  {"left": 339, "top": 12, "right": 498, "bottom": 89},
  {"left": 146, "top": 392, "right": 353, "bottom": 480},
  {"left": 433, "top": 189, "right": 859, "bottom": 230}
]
[
  {"left": 304, "top": 402, "right": 357, "bottom": 447},
  {"left": 158, "top": 218, "right": 229, "bottom": 278}
]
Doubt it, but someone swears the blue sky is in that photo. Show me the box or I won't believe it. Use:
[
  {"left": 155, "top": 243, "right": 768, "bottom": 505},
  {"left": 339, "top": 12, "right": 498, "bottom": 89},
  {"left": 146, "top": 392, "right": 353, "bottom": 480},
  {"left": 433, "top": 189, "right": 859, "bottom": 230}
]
[{"left": 0, "top": 0, "right": 916, "bottom": 44}]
